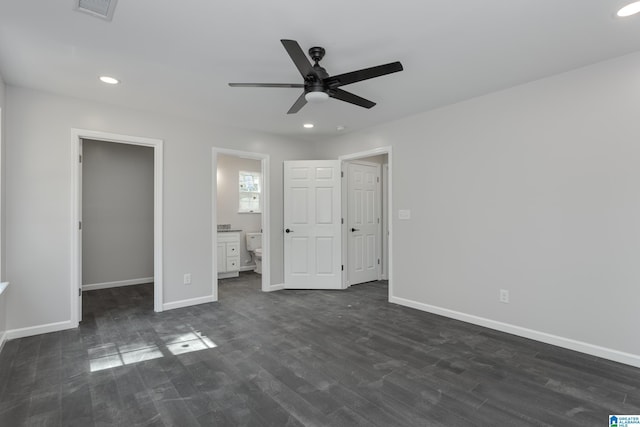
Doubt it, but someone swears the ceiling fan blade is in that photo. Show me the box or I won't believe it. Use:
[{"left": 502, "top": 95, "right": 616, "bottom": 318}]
[
  {"left": 325, "top": 61, "right": 403, "bottom": 88},
  {"left": 281, "top": 39, "right": 318, "bottom": 79},
  {"left": 287, "top": 92, "right": 308, "bottom": 114},
  {"left": 329, "top": 89, "right": 376, "bottom": 109},
  {"left": 228, "top": 83, "right": 304, "bottom": 88}
]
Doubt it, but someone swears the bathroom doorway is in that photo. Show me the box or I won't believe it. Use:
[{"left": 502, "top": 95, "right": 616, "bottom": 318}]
[{"left": 212, "top": 148, "right": 270, "bottom": 299}]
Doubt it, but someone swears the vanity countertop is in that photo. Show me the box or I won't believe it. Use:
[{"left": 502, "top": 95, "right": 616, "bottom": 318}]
[{"left": 217, "top": 229, "right": 242, "bottom": 233}]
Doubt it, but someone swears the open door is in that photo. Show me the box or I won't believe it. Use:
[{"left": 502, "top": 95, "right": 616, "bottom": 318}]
[
  {"left": 284, "top": 160, "right": 342, "bottom": 289},
  {"left": 346, "top": 161, "right": 381, "bottom": 285}
]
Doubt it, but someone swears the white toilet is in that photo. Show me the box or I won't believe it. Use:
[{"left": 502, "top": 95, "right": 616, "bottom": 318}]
[{"left": 245, "top": 232, "right": 262, "bottom": 274}]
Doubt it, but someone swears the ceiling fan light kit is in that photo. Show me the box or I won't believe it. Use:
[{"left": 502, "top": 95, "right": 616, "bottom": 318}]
[
  {"left": 229, "top": 39, "right": 404, "bottom": 114},
  {"left": 305, "top": 91, "right": 329, "bottom": 103}
]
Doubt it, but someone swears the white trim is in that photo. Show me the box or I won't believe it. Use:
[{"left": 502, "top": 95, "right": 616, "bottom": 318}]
[
  {"left": 162, "top": 295, "right": 215, "bottom": 311},
  {"left": 71, "top": 128, "right": 164, "bottom": 326},
  {"left": 0, "top": 282, "right": 7, "bottom": 353},
  {"left": 265, "top": 283, "right": 285, "bottom": 292},
  {"left": 0, "top": 331, "right": 6, "bottom": 354},
  {"left": 381, "top": 164, "right": 389, "bottom": 280},
  {"left": 212, "top": 148, "right": 271, "bottom": 298},
  {"left": 239, "top": 265, "right": 256, "bottom": 272},
  {"left": 0, "top": 106, "right": 3, "bottom": 283},
  {"left": 339, "top": 146, "right": 393, "bottom": 300},
  {"left": 83, "top": 277, "right": 154, "bottom": 291},
  {"left": 391, "top": 295, "right": 640, "bottom": 369},
  {"left": 6, "top": 320, "right": 75, "bottom": 340}
]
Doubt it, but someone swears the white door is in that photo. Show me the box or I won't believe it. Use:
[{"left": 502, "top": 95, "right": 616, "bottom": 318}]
[
  {"left": 284, "top": 160, "right": 342, "bottom": 289},
  {"left": 347, "top": 161, "right": 381, "bottom": 285}
]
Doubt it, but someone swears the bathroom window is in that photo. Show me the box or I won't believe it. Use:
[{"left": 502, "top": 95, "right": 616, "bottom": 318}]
[{"left": 239, "top": 171, "right": 261, "bottom": 213}]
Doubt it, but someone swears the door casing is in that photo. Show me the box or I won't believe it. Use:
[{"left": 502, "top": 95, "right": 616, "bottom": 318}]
[{"left": 70, "top": 129, "right": 164, "bottom": 326}]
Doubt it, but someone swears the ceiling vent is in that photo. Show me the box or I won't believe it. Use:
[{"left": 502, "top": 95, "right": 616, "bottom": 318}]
[{"left": 75, "top": 0, "right": 118, "bottom": 21}]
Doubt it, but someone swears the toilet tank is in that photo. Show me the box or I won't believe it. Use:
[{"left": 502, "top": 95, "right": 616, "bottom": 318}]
[{"left": 246, "top": 232, "right": 262, "bottom": 251}]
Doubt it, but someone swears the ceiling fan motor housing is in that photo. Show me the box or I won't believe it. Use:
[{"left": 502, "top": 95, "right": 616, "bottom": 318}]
[{"left": 308, "top": 46, "right": 326, "bottom": 63}]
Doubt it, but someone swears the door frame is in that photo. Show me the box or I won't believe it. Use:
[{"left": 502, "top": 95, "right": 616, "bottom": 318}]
[
  {"left": 70, "top": 129, "right": 164, "bottom": 326},
  {"left": 212, "top": 147, "right": 271, "bottom": 297},
  {"left": 339, "top": 146, "right": 393, "bottom": 298}
]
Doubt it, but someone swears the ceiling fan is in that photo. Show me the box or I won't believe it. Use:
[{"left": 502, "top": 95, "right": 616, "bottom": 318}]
[{"left": 229, "top": 39, "right": 404, "bottom": 114}]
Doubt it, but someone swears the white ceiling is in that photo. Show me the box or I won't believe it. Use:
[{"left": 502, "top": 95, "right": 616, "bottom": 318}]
[{"left": 1, "top": 1, "right": 640, "bottom": 141}]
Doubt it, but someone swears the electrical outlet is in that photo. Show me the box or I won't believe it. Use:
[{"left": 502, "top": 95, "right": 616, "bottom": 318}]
[
  {"left": 184, "top": 273, "right": 192, "bottom": 285},
  {"left": 499, "top": 289, "right": 509, "bottom": 304}
]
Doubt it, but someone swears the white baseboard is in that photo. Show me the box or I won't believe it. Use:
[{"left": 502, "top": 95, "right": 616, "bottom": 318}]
[
  {"left": 6, "top": 320, "right": 76, "bottom": 340},
  {"left": 83, "top": 277, "right": 154, "bottom": 291},
  {"left": 265, "top": 283, "right": 285, "bottom": 292},
  {"left": 239, "top": 265, "right": 256, "bottom": 272},
  {"left": 0, "top": 330, "right": 7, "bottom": 354},
  {"left": 390, "top": 295, "right": 640, "bottom": 369},
  {"left": 163, "top": 295, "right": 216, "bottom": 311}
]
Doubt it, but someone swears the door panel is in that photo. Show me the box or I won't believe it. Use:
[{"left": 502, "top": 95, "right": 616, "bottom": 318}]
[
  {"left": 347, "top": 161, "right": 381, "bottom": 285},
  {"left": 284, "top": 160, "right": 342, "bottom": 289}
]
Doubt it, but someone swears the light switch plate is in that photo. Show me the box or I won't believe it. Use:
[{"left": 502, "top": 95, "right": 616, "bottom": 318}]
[{"left": 398, "top": 209, "right": 411, "bottom": 220}]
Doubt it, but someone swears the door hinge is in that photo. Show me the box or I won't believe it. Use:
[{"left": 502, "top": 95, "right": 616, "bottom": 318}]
[
  {"left": 79, "top": 221, "right": 82, "bottom": 230},
  {"left": 341, "top": 171, "right": 344, "bottom": 178},
  {"left": 378, "top": 258, "right": 380, "bottom": 265},
  {"left": 378, "top": 218, "right": 380, "bottom": 224},
  {"left": 341, "top": 218, "right": 344, "bottom": 224},
  {"left": 79, "top": 288, "right": 82, "bottom": 296},
  {"left": 341, "top": 265, "right": 344, "bottom": 271},
  {"left": 79, "top": 154, "right": 82, "bottom": 163},
  {"left": 377, "top": 176, "right": 380, "bottom": 183}
]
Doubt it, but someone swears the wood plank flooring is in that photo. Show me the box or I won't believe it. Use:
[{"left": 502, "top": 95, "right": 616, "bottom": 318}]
[{"left": 1, "top": 272, "right": 639, "bottom": 426}]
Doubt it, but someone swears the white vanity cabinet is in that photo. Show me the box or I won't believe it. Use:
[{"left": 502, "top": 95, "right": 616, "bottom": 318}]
[{"left": 217, "top": 232, "right": 240, "bottom": 278}]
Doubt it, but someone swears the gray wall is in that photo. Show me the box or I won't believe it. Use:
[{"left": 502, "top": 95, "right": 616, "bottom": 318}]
[
  {"left": 315, "top": 51, "right": 640, "bottom": 363},
  {"left": 216, "top": 154, "right": 262, "bottom": 269},
  {"left": 4, "top": 86, "right": 310, "bottom": 331},
  {"left": 82, "top": 139, "right": 154, "bottom": 287}
]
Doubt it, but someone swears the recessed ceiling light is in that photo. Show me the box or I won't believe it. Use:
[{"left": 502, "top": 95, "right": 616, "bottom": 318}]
[
  {"left": 99, "top": 76, "right": 119, "bottom": 85},
  {"left": 336, "top": 125, "right": 345, "bottom": 132},
  {"left": 75, "top": 0, "right": 118, "bottom": 21},
  {"left": 617, "top": 1, "right": 640, "bottom": 17},
  {"left": 303, "top": 123, "right": 314, "bottom": 129}
]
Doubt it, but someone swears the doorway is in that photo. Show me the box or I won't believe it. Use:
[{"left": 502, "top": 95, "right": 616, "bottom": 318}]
[
  {"left": 212, "top": 148, "right": 270, "bottom": 298},
  {"left": 340, "top": 147, "right": 392, "bottom": 294},
  {"left": 71, "top": 129, "right": 164, "bottom": 326},
  {"left": 280, "top": 147, "right": 393, "bottom": 297},
  {"left": 82, "top": 139, "right": 154, "bottom": 294}
]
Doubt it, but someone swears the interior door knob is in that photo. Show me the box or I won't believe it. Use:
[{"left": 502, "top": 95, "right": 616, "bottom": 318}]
[
  {"left": 285, "top": 228, "right": 293, "bottom": 233},
  {"left": 351, "top": 228, "right": 360, "bottom": 232}
]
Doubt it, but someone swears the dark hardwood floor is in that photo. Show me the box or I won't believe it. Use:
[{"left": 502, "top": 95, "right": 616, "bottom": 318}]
[{"left": 0, "top": 272, "right": 639, "bottom": 426}]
